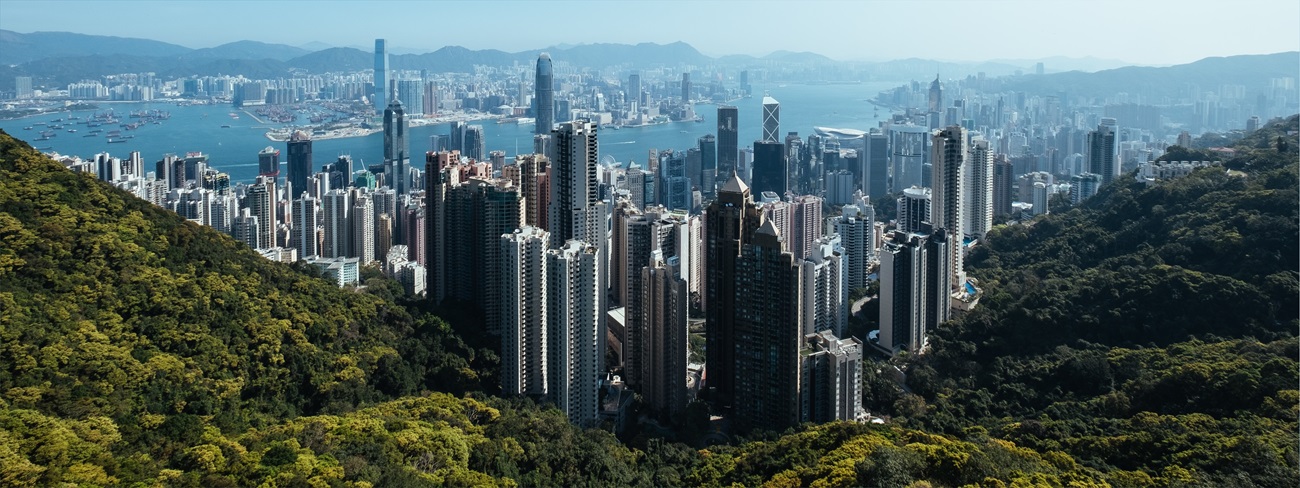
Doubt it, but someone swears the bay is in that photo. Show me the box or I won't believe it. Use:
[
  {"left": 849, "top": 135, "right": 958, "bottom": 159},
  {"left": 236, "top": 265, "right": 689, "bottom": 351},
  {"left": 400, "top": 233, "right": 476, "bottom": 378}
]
[{"left": 0, "top": 82, "right": 901, "bottom": 184}]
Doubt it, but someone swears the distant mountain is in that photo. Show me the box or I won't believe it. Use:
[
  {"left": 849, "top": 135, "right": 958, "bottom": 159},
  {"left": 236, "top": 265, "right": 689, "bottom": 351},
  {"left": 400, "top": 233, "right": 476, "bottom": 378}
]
[
  {"left": 0, "top": 29, "right": 191, "bottom": 65},
  {"left": 762, "top": 50, "right": 836, "bottom": 64},
  {"left": 549, "top": 42, "right": 712, "bottom": 67},
  {"left": 394, "top": 46, "right": 520, "bottom": 73},
  {"left": 986, "top": 55, "right": 1137, "bottom": 73},
  {"left": 181, "top": 40, "right": 309, "bottom": 62},
  {"left": 1001, "top": 51, "right": 1300, "bottom": 98},
  {"left": 287, "top": 47, "right": 373, "bottom": 73},
  {"left": 297, "top": 41, "right": 334, "bottom": 52}
]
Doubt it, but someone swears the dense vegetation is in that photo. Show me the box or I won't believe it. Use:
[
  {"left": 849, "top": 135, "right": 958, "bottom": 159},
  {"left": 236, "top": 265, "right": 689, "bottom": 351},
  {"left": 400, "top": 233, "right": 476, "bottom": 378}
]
[
  {"left": 877, "top": 115, "right": 1300, "bottom": 486},
  {"left": 1, "top": 115, "right": 1297, "bottom": 486}
]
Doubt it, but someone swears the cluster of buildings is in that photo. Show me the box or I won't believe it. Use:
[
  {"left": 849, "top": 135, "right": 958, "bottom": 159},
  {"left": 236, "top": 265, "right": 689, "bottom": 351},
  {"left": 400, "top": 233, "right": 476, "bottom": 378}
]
[{"left": 43, "top": 43, "right": 1284, "bottom": 436}]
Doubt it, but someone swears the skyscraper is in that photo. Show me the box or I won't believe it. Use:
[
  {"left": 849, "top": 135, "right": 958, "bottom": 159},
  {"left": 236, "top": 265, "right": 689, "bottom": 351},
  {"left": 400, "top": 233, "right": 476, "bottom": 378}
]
[
  {"left": 642, "top": 252, "right": 689, "bottom": 416},
  {"left": 717, "top": 106, "right": 739, "bottom": 181},
  {"left": 534, "top": 53, "right": 554, "bottom": 135},
  {"left": 834, "top": 201, "right": 874, "bottom": 292},
  {"left": 898, "top": 187, "right": 931, "bottom": 234},
  {"left": 1070, "top": 173, "right": 1102, "bottom": 204},
  {"left": 681, "top": 72, "right": 691, "bottom": 103},
  {"left": 993, "top": 155, "right": 1014, "bottom": 216},
  {"left": 762, "top": 96, "right": 780, "bottom": 142},
  {"left": 548, "top": 121, "right": 601, "bottom": 248},
  {"left": 698, "top": 134, "right": 717, "bottom": 197},
  {"left": 396, "top": 79, "right": 424, "bottom": 117},
  {"left": 890, "top": 125, "right": 929, "bottom": 192},
  {"left": 501, "top": 226, "right": 550, "bottom": 397},
  {"left": 866, "top": 131, "right": 889, "bottom": 198},
  {"left": 879, "top": 229, "right": 945, "bottom": 355},
  {"left": 627, "top": 72, "right": 641, "bottom": 111},
  {"left": 800, "top": 330, "right": 864, "bottom": 423},
  {"left": 425, "top": 159, "right": 524, "bottom": 330},
  {"left": 258, "top": 146, "right": 280, "bottom": 179},
  {"left": 1087, "top": 118, "right": 1118, "bottom": 184},
  {"left": 788, "top": 195, "right": 823, "bottom": 261},
  {"left": 373, "top": 39, "right": 388, "bottom": 111},
  {"left": 546, "top": 240, "right": 603, "bottom": 426},
  {"left": 621, "top": 209, "right": 676, "bottom": 390},
  {"left": 287, "top": 131, "right": 312, "bottom": 200},
  {"left": 245, "top": 176, "right": 276, "bottom": 249},
  {"left": 800, "top": 236, "right": 847, "bottom": 338},
  {"left": 931, "top": 126, "right": 967, "bottom": 288},
  {"left": 733, "top": 220, "right": 801, "bottom": 432},
  {"left": 928, "top": 76, "right": 943, "bottom": 113},
  {"left": 292, "top": 194, "right": 319, "bottom": 258},
  {"left": 384, "top": 99, "right": 410, "bottom": 198},
  {"left": 352, "top": 194, "right": 375, "bottom": 264},
  {"left": 463, "top": 125, "right": 485, "bottom": 161},
  {"left": 322, "top": 189, "right": 350, "bottom": 258},
  {"left": 703, "top": 172, "right": 764, "bottom": 407},
  {"left": 751, "top": 141, "right": 787, "bottom": 196},
  {"left": 965, "top": 138, "right": 994, "bottom": 240}
]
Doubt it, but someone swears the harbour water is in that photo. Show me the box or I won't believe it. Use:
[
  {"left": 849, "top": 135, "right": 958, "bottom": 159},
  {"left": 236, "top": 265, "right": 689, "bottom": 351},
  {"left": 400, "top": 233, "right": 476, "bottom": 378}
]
[{"left": 0, "top": 82, "right": 902, "bottom": 184}]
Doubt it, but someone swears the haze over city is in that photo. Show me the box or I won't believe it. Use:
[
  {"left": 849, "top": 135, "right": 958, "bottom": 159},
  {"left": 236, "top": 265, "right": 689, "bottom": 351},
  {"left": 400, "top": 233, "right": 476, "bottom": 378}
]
[
  {"left": 3, "top": 0, "right": 1298, "bottom": 65},
  {"left": 1, "top": 0, "right": 1298, "bottom": 485}
]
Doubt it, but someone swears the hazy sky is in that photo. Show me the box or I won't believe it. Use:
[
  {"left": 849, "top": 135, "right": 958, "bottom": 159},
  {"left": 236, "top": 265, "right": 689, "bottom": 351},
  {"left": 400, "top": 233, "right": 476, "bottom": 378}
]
[{"left": 3, "top": 0, "right": 1297, "bottom": 65}]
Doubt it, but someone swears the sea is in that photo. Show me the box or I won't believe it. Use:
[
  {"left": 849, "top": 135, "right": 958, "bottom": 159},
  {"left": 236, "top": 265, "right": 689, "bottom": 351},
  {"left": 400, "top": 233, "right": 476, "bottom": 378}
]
[{"left": 0, "top": 82, "right": 902, "bottom": 184}]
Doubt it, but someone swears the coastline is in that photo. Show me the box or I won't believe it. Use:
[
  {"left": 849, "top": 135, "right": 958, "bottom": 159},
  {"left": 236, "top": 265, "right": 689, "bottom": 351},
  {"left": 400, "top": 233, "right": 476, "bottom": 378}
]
[{"left": 263, "top": 112, "right": 503, "bottom": 142}]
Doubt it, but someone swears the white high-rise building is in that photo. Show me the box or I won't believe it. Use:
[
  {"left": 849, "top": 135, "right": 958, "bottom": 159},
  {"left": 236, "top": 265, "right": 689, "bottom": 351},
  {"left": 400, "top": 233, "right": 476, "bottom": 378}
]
[
  {"left": 546, "top": 239, "right": 603, "bottom": 427},
  {"left": 931, "top": 126, "right": 967, "bottom": 289},
  {"left": 801, "top": 236, "right": 847, "bottom": 338},
  {"left": 501, "top": 226, "right": 550, "bottom": 397},
  {"left": 800, "top": 330, "right": 864, "bottom": 423},
  {"left": 834, "top": 200, "right": 875, "bottom": 292},
  {"left": 293, "top": 194, "right": 319, "bottom": 258},
  {"left": 322, "top": 189, "right": 351, "bottom": 258},
  {"left": 232, "top": 208, "right": 260, "bottom": 250},
  {"left": 245, "top": 176, "right": 277, "bottom": 249},
  {"left": 352, "top": 194, "right": 375, "bottom": 264},
  {"left": 965, "top": 138, "right": 994, "bottom": 240},
  {"left": 210, "top": 193, "right": 238, "bottom": 235}
]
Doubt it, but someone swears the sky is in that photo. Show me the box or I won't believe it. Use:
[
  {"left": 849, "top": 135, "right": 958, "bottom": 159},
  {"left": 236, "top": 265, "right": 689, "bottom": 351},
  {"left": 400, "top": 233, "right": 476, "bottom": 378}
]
[{"left": 2, "top": 0, "right": 1298, "bottom": 66}]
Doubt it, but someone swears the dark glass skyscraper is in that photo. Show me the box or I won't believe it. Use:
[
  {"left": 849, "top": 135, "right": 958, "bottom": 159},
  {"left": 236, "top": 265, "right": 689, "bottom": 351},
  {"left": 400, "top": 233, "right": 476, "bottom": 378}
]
[
  {"left": 383, "top": 98, "right": 409, "bottom": 196},
  {"left": 698, "top": 134, "right": 717, "bottom": 196},
  {"left": 534, "top": 53, "right": 554, "bottom": 135},
  {"left": 286, "top": 130, "right": 312, "bottom": 200},
  {"left": 751, "top": 140, "right": 787, "bottom": 197},
  {"left": 717, "top": 105, "right": 739, "bottom": 182},
  {"left": 374, "top": 39, "right": 388, "bottom": 111},
  {"left": 704, "top": 173, "right": 763, "bottom": 408},
  {"left": 258, "top": 146, "right": 280, "bottom": 179}
]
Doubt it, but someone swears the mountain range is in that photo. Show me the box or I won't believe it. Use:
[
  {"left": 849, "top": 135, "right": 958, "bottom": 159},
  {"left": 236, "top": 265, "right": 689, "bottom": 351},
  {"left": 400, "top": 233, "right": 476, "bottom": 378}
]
[{"left": 1, "top": 30, "right": 1296, "bottom": 100}]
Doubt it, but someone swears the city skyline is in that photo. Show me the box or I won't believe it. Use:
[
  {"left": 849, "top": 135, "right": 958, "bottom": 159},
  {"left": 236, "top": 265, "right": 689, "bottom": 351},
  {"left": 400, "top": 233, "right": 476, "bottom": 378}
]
[{"left": 2, "top": 0, "right": 1297, "bottom": 66}]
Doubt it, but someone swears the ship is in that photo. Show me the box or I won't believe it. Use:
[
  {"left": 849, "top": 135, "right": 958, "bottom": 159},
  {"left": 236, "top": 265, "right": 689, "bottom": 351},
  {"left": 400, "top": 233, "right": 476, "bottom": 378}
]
[
  {"left": 221, "top": 125, "right": 231, "bottom": 128},
  {"left": 107, "top": 138, "right": 127, "bottom": 143}
]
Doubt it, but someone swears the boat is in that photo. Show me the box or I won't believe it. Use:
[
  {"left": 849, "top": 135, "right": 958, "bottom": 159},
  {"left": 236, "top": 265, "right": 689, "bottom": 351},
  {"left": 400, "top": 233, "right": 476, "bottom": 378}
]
[
  {"left": 35, "top": 136, "right": 50, "bottom": 141},
  {"left": 22, "top": 126, "right": 32, "bottom": 130},
  {"left": 107, "top": 138, "right": 127, "bottom": 143},
  {"left": 67, "top": 129, "right": 76, "bottom": 133},
  {"left": 221, "top": 125, "right": 231, "bottom": 128}
]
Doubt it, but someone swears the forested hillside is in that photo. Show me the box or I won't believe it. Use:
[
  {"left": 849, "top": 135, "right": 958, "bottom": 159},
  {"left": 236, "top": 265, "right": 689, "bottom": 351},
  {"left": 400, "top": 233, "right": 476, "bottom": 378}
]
[
  {"left": 889, "top": 115, "right": 1300, "bottom": 486},
  {"left": 0, "top": 115, "right": 1296, "bottom": 486}
]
